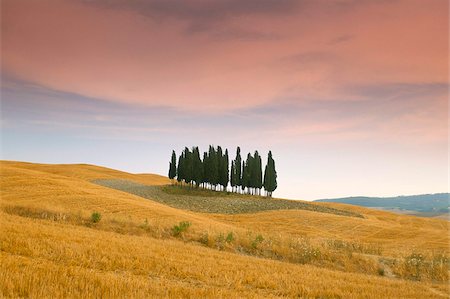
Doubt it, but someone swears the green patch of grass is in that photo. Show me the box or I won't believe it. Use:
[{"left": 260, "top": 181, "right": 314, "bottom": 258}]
[
  {"left": 225, "top": 232, "right": 234, "bottom": 243},
  {"left": 92, "top": 179, "right": 363, "bottom": 218},
  {"left": 91, "top": 211, "right": 102, "bottom": 223},
  {"left": 172, "top": 221, "right": 191, "bottom": 237}
]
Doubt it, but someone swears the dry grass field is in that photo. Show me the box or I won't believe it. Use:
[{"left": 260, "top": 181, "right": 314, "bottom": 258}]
[{"left": 1, "top": 161, "right": 449, "bottom": 298}]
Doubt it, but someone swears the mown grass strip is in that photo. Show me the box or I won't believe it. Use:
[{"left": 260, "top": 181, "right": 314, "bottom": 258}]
[{"left": 92, "top": 179, "right": 363, "bottom": 218}]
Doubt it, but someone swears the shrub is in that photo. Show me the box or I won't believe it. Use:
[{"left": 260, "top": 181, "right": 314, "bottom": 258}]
[
  {"left": 225, "top": 232, "right": 234, "bottom": 243},
  {"left": 172, "top": 221, "right": 191, "bottom": 237},
  {"left": 91, "top": 212, "right": 102, "bottom": 223},
  {"left": 251, "top": 234, "right": 264, "bottom": 249},
  {"left": 199, "top": 233, "right": 209, "bottom": 246},
  {"left": 378, "top": 267, "right": 385, "bottom": 276},
  {"left": 404, "top": 252, "right": 425, "bottom": 280},
  {"left": 296, "top": 244, "right": 321, "bottom": 264},
  {"left": 139, "top": 218, "right": 150, "bottom": 231}
]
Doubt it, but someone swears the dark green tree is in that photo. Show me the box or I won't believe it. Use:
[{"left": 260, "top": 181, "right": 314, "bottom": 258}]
[
  {"left": 209, "top": 146, "right": 219, "bottom": 190},
  {"left": 217, "top": 146, "right": 223, "bottom": 190},
  {"left": 168, "top": 150, "right": 177, "bottom": 183},
  {"left": 253, "top": 151, "right": 263, "bottom": 195},
  {"left": 202, "top": 151, "right": 209, "bottom": 189},
  {"left": 192, "top": 147, "right": 203, "bottom": 188},
  {"left": 263, "top": 151, "right": 277, "bottom": 197},
  {"left": 230, "top": 161, "right": 236, "bottom": 192},
  {"left": 241, "top": 161, "right": 247, "bottom": 193},
  {"left": 234, "top": 147, "right": 242, "bottom": 193},
  {"left": 177, "top": 152, "right": 184, "bottom": 185},
  {"left": 220, "top": 149, "right": 229, "bottom": 191},
  {"left": 243, "top": 153, "right": 254, "bottom": 194},
  {"left": 183, "top": 147, "right": 193, "bottom": 187}
]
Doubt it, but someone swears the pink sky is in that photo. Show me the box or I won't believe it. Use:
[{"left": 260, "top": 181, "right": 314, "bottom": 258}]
[{"left": 1, "top": 0, "right": 448, "bottom": 199}]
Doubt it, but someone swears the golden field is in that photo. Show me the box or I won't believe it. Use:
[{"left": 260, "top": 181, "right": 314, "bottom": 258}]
[{"left": 1, "top": 160, "right": 449, "bottom": 298}]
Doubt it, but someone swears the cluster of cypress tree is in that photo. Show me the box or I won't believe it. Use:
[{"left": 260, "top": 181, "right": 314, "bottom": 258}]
[{"left": 168, "top": 146, "right": 277, "bottom": 197}]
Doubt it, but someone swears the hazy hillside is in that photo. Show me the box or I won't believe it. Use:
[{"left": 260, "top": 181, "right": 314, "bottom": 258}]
[
  {"left": 1, "top": 161, "right": 449, "bottom": 298},
  {"left": 315, "top": 194, "right": 449, "bottom": 217}
]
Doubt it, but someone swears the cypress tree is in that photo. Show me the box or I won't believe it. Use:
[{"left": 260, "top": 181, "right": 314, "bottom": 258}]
[
  {"left": 183, "top": 147, "right": 193, "bottom": 187},
  {"left": 221, "top": 149, "right": 229, "bottom": 191},
  {"left": 248, "top": 153, "right": 256, "bottom": 195},
  {"left": 177, "top": 152, "right": 184, "bottom": 185},
  {"left": 202, "top": 151, "right": 209, "bottom": 189},
  {"left": 241, "top": 161, "right": 247, "bottom": 193},
  {"left": 168, "top": 150, "right": 177, "bottom": 183},
  {"left": 192, "top": 147, "right": 203, "bottom": 188},
  {"left": 230, "top": 161, "right": 236, "bottom": 192},
  {"left": 249, "top": 152, "right": 255, "bottom": 194},
  {"left": 270, "top": 151, "right": 277, "bottom": 195},
  {"left": 244, "top": 153, "right": 254, "bottom": 194},
  {"left": 263, "top": 151, "right": 277, "bottom": 197},
  {"left": 254, "top": 151, "right": 263, "bottom": 195},
  {"left": 209, "top": 146, "right": 219, "bottom": 190},
  {"left": 234, "top": 147, "right": 242, "bottom": 193},
  {"left": 216, "top": 146, "right": 223, "bottom": 190}
]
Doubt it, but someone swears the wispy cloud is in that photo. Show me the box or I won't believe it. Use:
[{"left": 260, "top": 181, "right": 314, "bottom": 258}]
[
  {"left": 81, "top": 0, "right": 302, "bottom": 22},
  {"left": 328, "top": 34, "right": 354, "bottom": 45}
]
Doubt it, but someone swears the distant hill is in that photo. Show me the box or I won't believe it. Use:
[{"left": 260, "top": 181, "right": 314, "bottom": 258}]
[{"left": 315, "top": 193, "right": 449, "bottom": 216}]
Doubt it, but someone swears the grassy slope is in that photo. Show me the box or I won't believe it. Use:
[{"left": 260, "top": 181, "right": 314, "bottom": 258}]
[{"left": 1, "top": 161, "right": 449, "bottom": 298}]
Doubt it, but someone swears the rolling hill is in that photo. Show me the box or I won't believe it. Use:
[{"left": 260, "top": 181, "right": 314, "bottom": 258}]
[
  {"left": 315, "top": 194, "right": 449, "bottom": 218},
  {"left": 1, "top": 161, "right": 449, "bottom": 298}
]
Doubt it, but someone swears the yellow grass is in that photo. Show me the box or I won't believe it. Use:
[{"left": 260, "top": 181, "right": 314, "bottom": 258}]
[
  {"left": 212, "top": 208, "right": 449, "bottom": 255},
  {"left": 1, "top": 161, "right": 449, "bottom": 298}
]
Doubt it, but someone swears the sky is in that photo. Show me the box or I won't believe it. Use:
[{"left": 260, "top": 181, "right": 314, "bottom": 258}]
[{"left": 1, "top": 0, "right": 448, "bottom": 200}]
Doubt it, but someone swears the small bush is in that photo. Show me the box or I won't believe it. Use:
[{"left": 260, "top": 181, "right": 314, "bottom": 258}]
[
  {"left": 91, "top": 212, "right": 102, "bottom": 223},
  {"left": 172, "top": 221, "right": 191, "bottom": 237},
  {"left": 139, "top": 218, "right": 150, "bottom": 231},
  {"left": 251, "top": 234, "right": 264, "bottom": 249},
  {"left": 225, "top": 232, "right": 234, "bottom": 243},
  {"left": 296, "top": 245, "right": 321, "bottom": 264},
  {"left": 403, "top": 252, "right": 425, "bottom": 280},
  {"left": 378, "top": 267, "right": 385, "bottom": 276},
  {"left": 199, "top": 233, "right": 209, "bottom": 246}
]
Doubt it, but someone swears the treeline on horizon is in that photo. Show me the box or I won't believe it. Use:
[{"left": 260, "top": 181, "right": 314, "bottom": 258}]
[{"left": 168, "top": 146, "right": 277, "bottom": 197}]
